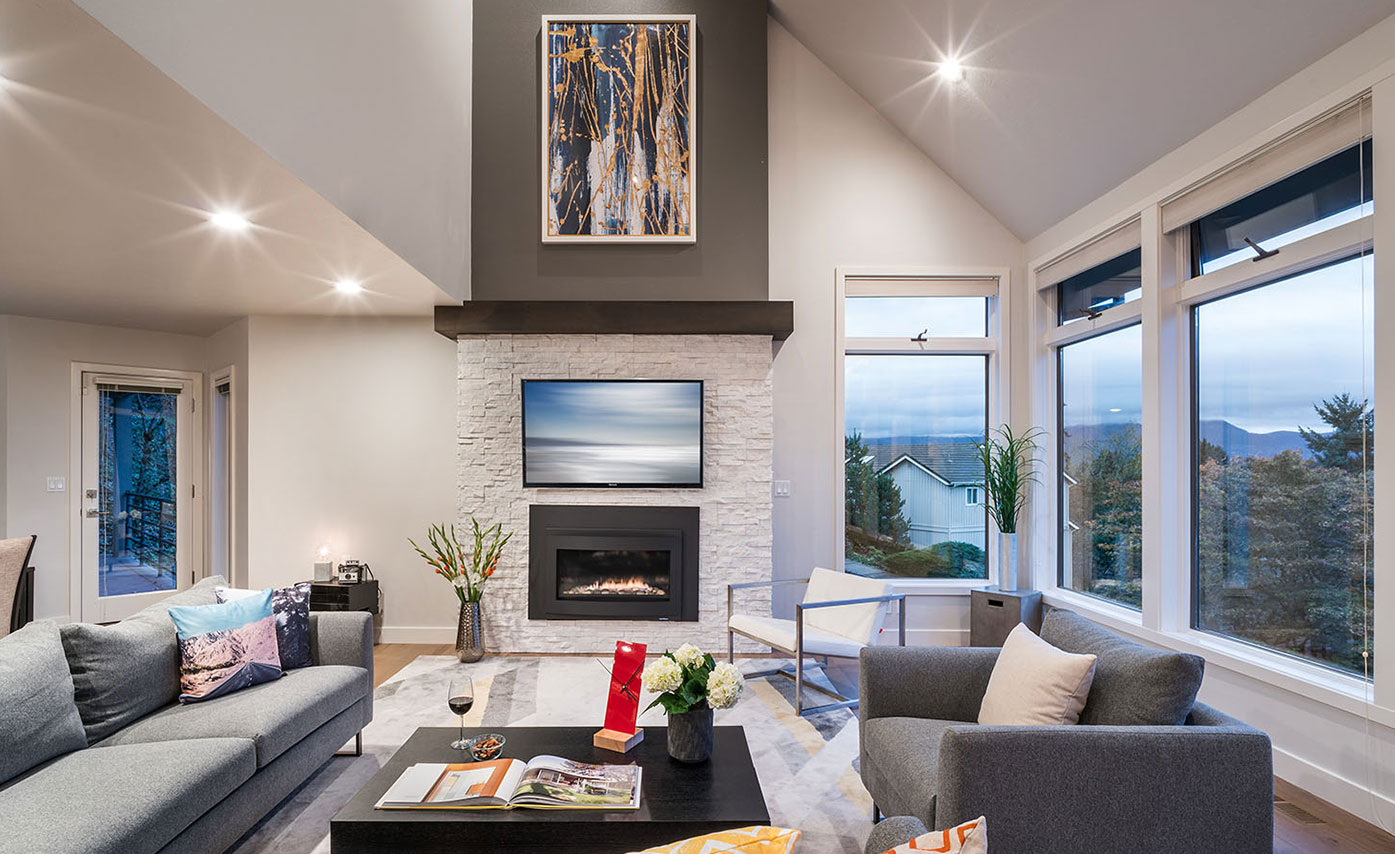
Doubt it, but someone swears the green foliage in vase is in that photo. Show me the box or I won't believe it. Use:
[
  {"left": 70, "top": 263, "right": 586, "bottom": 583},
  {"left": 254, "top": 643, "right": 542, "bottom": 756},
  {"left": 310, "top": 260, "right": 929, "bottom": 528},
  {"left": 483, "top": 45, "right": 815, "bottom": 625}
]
[
  {"left": 973, "top": 425, "right": 1044, "bottom": 535},
  {"left": 410, "top": 519, "right": 513, "bottom": 604}
]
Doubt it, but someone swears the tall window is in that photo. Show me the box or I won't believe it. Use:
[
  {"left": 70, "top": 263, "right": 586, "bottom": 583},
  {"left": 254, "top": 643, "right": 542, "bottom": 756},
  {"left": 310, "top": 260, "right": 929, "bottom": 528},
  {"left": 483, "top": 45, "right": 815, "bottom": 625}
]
[
  {"left": 841, "top": 277, "right": 999, "bottom": 580},
  {"left": 1059, "top": 325, "right": 1143, "bottom": 608},
  {"left": 1193, "top": 255, "right": 1374, "bottom": 674}
]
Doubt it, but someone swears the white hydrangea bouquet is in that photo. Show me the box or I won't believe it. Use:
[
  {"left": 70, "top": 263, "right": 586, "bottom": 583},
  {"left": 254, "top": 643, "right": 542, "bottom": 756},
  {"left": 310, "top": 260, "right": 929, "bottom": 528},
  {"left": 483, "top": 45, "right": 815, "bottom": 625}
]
[{"left": 641, "top": 643, "right": 745, "bottom": 714}]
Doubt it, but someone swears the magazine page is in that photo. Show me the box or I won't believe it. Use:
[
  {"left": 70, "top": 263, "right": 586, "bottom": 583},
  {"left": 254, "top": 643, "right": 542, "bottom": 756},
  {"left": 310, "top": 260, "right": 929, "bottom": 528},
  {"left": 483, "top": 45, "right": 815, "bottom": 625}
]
[
  {"left": 508, "top": 755, "right": 641, "bottom": 809},
  {"left": 376, "top": 759, "right": 523, "bottom": 809}
]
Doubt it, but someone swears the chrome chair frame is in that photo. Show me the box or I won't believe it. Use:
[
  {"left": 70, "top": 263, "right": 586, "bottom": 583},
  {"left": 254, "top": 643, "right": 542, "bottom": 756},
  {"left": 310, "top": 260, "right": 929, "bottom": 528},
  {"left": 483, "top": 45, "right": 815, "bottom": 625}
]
[{"left": 727, "top": 577, "right": 906, "bottom": 716}]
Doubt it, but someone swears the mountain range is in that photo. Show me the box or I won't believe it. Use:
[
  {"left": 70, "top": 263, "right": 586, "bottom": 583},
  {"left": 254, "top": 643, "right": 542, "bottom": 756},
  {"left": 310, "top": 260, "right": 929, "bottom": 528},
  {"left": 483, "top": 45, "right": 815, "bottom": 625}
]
[{"left": 861, "top": 421, "right": 1314, "bottom": 459}]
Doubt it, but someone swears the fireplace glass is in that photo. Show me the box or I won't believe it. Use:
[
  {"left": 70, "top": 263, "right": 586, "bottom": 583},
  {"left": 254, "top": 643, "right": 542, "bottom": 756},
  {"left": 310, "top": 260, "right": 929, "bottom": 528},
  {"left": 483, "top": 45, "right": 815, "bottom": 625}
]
[{"left": 556, "top": 549, "right": 672, "bottom": 600}]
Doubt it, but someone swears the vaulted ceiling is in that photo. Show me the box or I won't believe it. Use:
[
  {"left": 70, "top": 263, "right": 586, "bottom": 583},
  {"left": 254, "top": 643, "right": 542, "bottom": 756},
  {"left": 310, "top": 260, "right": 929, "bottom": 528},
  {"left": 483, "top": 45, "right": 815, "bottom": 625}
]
[
  {"left": 0, "top": 0, "right": 452, "bottom": 335},
  {"left": 769, "top": 0, "right": 1395, "bottom": 239}
]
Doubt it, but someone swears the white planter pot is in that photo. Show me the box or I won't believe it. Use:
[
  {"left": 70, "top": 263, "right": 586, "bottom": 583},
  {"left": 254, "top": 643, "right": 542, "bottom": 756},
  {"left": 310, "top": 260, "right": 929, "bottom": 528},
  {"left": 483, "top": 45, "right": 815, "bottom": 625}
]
[{"left": 999, "top": 531, "right": 1018, "bottom": 592}]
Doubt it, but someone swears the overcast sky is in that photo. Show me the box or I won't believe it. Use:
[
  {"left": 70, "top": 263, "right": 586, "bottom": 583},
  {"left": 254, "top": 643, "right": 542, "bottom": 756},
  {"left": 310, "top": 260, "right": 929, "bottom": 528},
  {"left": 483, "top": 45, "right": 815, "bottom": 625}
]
[{"left": 844, "top": 254, "right": 1373, "bottom": 440}]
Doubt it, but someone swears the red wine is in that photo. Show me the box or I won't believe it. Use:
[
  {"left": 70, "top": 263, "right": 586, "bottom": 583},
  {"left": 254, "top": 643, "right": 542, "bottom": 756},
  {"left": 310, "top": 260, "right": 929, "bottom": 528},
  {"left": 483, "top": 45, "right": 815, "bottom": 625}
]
[{"left": 448, "top": 696, "right": 474, "bottom": 716}]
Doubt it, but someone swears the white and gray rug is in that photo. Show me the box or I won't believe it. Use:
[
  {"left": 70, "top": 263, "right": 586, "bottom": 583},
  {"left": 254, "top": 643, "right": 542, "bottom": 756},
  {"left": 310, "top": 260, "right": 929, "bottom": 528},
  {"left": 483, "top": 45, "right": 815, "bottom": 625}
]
[{"left": 231, "top": 655, "right": 875, "bottom": 854}]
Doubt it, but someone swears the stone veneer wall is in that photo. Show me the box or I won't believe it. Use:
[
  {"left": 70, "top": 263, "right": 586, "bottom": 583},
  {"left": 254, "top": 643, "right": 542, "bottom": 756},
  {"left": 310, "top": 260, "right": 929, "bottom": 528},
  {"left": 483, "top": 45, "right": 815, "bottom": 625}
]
[{"left": 457, "top": 334, "right": 774, "bottom": 653}]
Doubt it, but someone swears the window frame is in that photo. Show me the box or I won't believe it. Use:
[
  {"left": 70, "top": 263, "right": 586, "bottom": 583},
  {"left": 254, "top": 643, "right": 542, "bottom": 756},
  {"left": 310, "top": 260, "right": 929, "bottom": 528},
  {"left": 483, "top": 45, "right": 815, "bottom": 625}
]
[
  {"left": 834, "top": 267, "right": 1011, "bottom": 592},
  {"left": 1026, "top": 94, "right": 1383, "bottom": 714},
  {"left": 1055, "top": 320, "right": 1145, "bottom": 610}
]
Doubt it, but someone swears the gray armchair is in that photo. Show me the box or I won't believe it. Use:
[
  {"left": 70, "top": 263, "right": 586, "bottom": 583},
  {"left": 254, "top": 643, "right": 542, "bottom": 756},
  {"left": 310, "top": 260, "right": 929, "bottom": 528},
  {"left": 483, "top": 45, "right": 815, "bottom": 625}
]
[{"left": 859, "top": 637, "right": 1273, "bottom": 853}]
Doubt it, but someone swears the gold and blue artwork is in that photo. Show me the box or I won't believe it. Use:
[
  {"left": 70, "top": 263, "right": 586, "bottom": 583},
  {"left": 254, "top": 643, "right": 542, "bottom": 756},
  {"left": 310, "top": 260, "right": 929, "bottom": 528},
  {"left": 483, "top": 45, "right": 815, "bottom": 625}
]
[{"left": 542, "top": 16, "right": 695, "bottom": 243}]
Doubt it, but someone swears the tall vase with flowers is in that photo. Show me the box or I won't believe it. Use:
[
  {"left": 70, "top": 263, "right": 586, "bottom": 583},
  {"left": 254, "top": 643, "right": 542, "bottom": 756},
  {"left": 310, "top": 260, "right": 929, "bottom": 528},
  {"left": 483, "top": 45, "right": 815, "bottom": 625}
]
[{"left": 410, "top": 519, "right": 513, "bottom": 663}]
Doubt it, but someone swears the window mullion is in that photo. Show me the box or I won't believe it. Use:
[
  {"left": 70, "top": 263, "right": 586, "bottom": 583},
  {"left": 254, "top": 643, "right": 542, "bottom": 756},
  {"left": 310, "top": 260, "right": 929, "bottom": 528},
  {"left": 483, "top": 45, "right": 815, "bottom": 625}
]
[{"left": 1140, "top": 205, "right": 1176, "bottom": 634}]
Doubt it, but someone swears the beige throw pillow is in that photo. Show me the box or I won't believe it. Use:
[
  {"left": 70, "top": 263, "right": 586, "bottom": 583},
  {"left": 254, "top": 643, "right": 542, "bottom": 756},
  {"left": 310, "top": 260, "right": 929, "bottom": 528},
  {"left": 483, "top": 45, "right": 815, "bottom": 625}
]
[{"left": 978, "top": 623, "right": 1097, "bottom": 725}]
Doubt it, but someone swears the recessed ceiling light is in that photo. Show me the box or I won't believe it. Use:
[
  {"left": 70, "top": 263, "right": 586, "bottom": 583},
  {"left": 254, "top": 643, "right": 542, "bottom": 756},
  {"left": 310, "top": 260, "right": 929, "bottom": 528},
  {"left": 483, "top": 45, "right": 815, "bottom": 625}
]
[
  {"left": 334, "top": 278, "right": 363, "bottom": 294},
  {"left": 937, "top": 57, "right": 965, "bottom": 83},
  {"left": 208, "top": 210, "right": 252, "bottom": 231}
]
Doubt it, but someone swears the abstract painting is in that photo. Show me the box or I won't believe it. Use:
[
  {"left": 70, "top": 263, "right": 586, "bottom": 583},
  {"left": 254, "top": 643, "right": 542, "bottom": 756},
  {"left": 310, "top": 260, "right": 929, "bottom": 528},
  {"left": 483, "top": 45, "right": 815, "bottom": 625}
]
[
  {"left": 522, "top": 380, "right": 703, "bottom": 487},
  {"left": 542, "top": 15, "right": 696, "bottom": 243}
]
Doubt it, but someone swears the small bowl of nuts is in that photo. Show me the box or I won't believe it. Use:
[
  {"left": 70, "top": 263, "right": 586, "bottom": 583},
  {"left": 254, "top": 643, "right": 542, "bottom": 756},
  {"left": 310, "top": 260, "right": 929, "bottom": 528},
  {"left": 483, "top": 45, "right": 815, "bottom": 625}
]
[{"left": 465, "top": 733, "right": 506, "bottom": 761}]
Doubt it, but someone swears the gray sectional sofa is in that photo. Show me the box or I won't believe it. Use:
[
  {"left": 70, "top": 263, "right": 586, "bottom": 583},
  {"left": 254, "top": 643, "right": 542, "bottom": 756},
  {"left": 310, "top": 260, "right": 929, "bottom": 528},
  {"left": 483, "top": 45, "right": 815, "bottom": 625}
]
[
  {"left": 859, "top": 608, "right": 1273, "bottom": 854},
  {"left": 0, "top": 576, "right": 374, "bottom": 854}
]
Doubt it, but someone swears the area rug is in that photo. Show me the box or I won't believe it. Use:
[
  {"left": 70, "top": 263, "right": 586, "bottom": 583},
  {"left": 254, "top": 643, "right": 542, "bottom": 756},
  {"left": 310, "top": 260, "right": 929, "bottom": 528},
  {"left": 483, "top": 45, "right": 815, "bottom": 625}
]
[{"left": 229, "top": 655, "right": 874, "bottom": 854}]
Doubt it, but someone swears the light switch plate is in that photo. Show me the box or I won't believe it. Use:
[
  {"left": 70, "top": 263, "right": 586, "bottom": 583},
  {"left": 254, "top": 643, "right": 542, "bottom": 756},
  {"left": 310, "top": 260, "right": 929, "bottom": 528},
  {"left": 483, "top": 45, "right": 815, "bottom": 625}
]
[
  {"left": 46, "top": 476, "right": 66, "bottom": 492},
  {"left": 773, "top": 480, "right": 792, "bottom": 497}
]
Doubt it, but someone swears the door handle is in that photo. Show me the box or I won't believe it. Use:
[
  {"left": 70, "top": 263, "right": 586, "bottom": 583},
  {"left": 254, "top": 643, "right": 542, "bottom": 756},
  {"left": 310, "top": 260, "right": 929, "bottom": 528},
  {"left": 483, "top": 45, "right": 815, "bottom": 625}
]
[{"left": 85, "top": 509, "right": 110, "bottom": 518}]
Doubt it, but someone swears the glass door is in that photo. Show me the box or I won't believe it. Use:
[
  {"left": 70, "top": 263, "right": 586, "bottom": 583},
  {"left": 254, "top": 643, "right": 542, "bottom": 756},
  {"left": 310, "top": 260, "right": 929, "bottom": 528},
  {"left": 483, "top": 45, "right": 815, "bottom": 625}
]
[{"left": 80, "top": 371, "right": 199, "bottom": 622}]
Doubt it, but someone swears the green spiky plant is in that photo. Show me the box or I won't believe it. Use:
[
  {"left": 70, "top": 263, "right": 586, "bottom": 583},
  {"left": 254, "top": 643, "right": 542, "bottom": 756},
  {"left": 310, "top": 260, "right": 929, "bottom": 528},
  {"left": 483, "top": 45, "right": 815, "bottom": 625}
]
[
  {"left": 410, "top": 519, "right": 513, "bottom": 605},
  {"left": 972, "top": 425, "right": 1045, "bottom": 535}
]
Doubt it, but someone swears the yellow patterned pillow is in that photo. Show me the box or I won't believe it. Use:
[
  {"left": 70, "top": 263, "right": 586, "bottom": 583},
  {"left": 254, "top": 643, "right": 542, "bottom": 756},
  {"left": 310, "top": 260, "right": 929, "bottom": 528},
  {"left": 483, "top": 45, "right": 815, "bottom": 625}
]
[
  {"left": 878, "top": 816, "right": 987, "bottom": 854},
  {"left": 629, "top": 825, "right": 801, "bottom": 854}
]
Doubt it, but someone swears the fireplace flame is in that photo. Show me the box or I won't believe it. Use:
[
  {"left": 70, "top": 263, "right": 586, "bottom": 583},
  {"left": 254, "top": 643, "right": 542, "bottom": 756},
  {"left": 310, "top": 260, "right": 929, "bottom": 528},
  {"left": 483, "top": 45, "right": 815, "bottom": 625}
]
[{"left": 562, "top": 576, "right": 668, "bottom": 597}]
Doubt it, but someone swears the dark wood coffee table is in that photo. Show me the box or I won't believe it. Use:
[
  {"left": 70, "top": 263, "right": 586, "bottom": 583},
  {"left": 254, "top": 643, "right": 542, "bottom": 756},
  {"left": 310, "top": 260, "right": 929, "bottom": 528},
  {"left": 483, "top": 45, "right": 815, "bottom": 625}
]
[{"left": 330, "top": 726, "right": 771, "bottom": 853}]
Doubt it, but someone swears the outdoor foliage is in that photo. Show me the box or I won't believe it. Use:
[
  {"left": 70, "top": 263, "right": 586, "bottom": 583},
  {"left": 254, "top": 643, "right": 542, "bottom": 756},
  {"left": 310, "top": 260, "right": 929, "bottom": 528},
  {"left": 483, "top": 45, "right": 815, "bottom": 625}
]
[
  {"left": 844, "top": 433, "right": 909, "bottom": 544},
  {"left": 1196, "top": 395, "right": 1374, "bottom": 675},
  {"left": 1063, "top": 424, "right": 1144, "bottom": 608},
  {"left": 883, "top": 541, "right": 986, "bottom": 578}
]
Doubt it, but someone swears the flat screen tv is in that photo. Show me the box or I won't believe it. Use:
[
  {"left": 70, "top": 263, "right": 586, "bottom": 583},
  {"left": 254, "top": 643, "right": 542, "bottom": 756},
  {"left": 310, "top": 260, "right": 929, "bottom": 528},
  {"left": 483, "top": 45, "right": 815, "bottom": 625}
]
[{"left": 521, "top": 379, "right": 704, "bottom": 488}]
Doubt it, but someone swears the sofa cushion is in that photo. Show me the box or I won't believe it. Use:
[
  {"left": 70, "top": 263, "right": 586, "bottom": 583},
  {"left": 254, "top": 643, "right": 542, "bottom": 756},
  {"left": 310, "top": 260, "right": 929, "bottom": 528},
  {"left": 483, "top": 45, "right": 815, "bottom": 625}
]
[
  {"left": 978, "top": 623, "right": 1096, "bottom": 726},
  {"left": 60, "top": 575, "right": 227, "bottom": 743},
  {"left": 169, "top": 590, "right": 282, "bottom": 703},
  {"left": 728, "top": 613, "right": 868, "bottom": 658},
  {"left": 802, "top": 567, "right": 890, "bottom": 644},
  {"left": 95, "top": 664, "right": 368, "bottom": 767},
  {"left": 0, "top": 621, "right": 88, "bottom": 785},
  {"left": 0, "top": 738, "right": 255, "bottom": 854},
  {"left": 1041, "top": 608, "right": 1205, "bottom": 726},
  {"left": 862, "top": 717, "right": 963, "bottom": 823}
]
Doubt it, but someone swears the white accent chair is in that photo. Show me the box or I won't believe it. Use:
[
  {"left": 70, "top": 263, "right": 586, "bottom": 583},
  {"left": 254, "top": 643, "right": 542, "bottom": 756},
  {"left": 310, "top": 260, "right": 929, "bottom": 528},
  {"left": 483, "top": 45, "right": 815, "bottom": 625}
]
[{"left": 727, "top": 567, "right": 905, "bottom": 715}]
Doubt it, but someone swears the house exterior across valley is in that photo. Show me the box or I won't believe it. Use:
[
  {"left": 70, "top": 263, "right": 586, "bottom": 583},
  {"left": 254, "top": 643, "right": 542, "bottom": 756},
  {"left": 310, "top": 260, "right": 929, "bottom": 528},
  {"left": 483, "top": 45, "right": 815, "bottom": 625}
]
[{"left": 872, "top": 443, "right": 986, "bottom": 551}]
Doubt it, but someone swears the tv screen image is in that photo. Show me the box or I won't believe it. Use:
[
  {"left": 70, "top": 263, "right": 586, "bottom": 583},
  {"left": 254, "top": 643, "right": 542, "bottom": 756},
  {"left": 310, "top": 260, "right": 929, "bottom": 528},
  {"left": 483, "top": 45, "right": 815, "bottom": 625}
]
[{"left": 521, "top": 380, "right": 704, "bottom": 487}]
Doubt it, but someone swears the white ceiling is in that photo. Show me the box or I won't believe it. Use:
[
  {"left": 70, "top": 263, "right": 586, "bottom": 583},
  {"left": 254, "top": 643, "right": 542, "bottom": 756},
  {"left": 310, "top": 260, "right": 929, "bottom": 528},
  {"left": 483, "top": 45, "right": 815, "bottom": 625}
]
[
  {"left": 74, "top": 0, "right": 474, "bottom": 303},
  {"left": 0, "top": 0, "right": 451, "bottom": 336},
  {"left": 769, "top": 0, "right": 1395, "bottom": 240}
]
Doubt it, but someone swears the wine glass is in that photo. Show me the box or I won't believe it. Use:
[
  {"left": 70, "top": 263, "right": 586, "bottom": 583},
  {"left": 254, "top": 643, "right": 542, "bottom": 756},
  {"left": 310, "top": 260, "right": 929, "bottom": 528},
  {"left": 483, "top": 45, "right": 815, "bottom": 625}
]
[{"left": 448, "top": 676, "right": 474, "bottom": 750}]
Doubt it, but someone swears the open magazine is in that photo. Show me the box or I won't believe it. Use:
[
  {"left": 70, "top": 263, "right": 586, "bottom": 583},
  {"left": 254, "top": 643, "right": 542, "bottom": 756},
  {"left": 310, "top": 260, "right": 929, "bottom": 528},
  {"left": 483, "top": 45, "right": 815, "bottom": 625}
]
[{"left": 375, "top": 755, "right": 641, "bottom": 810}]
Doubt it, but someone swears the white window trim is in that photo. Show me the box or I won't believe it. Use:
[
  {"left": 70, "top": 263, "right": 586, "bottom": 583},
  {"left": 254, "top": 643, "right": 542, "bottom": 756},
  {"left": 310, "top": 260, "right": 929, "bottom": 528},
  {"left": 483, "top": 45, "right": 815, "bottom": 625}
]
[
  {"left": 834, "top": 266, "right": 1012, "bottom": 587},
  {"left": 1027, "top": 85, "right": 1388, "bottom": 716},
  {"left": 207, "top": 366, "right": 237, "bottom": 587}
]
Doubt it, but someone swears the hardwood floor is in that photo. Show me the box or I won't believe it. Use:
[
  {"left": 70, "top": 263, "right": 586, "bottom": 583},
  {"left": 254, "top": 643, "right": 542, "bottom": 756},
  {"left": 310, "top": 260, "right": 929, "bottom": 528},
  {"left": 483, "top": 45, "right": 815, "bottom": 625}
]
[{"left": 372, "top": 645, "right": 1395, "bottom": 852}]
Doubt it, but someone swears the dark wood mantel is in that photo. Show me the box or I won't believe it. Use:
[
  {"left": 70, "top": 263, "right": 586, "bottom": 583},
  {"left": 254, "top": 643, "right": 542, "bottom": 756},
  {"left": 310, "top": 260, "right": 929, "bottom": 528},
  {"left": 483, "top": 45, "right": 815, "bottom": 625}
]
[{"left": 434, "top": 300, "right": 793, "bottom": 341}]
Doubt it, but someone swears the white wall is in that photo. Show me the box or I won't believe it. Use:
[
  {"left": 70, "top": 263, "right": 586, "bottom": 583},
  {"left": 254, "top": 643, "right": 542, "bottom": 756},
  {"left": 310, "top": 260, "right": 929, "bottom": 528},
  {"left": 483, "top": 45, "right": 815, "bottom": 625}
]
[
  {"left": 0, "top": 315, "right": 208, "bottom": 621},
  {"left": 243, "top": 315, "right": 458, "bottom": 637},
  {"left": 767, "top": 19, "right": 1026, "bottom": 641},
  {"left": 1023, "top": 19, "right": 1395, "bottom": 826}
]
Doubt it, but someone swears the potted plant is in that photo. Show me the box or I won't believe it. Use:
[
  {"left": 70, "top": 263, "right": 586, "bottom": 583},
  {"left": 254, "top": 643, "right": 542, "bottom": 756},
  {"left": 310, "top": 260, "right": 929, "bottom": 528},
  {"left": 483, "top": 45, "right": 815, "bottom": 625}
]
[
  {"left": 972, "top": 425, "right": 1044, "bottom": 591},
  {"left": 641, "top": 643, "right": 744, "bottom": 763},
  {"left": 410, "top": 519, "right": 513, "bottom": 663}
]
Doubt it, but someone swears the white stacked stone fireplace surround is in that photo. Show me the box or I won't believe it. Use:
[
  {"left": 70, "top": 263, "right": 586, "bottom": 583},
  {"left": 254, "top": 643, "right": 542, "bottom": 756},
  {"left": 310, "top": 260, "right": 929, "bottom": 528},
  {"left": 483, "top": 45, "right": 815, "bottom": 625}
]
[{"left": 457, "top": 334, "right": 774, "bottom": 654}]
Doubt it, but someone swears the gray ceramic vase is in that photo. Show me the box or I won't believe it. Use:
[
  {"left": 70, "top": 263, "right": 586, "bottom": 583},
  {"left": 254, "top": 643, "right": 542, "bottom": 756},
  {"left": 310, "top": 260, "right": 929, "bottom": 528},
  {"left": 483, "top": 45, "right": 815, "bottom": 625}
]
[
  {"left": 456, "top": 601, "right": 484, "bottom": 663},
  {"left": 667, "top": 703, "right": 714, "bottom": 763}
]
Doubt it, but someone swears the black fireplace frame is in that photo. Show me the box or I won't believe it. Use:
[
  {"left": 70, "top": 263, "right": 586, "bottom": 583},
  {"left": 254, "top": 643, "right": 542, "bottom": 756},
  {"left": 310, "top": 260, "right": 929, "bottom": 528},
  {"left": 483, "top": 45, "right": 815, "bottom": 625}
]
[{"left": 529, "top": 505, "right": 699, "bottom": 621}]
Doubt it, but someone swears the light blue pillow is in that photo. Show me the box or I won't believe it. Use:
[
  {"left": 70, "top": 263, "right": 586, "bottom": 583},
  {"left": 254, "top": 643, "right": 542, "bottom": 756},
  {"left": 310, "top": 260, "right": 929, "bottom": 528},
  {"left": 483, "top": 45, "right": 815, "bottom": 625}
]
[{"left": 168, "top": 588, "right": 282, "bottom": 703}]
